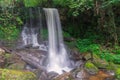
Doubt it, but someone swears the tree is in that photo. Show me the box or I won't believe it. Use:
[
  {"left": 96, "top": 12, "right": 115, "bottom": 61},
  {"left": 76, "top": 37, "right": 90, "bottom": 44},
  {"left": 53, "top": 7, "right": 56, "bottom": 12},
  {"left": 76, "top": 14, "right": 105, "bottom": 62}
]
[{"left": 94, "top": 0, "right": 120, "bottom": 45}]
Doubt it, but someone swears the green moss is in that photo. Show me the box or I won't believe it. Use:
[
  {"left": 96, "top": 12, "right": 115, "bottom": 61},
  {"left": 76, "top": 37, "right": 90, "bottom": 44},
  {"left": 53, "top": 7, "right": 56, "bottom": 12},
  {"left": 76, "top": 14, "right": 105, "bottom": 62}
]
[
  {"left": 85, "top": 61, "right": 98, "bottom": 74},
  {"left": 0, "top": 69, "right": 37, "bottom": 80},
  {"left": 7, "top": 62, "right": 26, "bottom": 70},
  {"left": 115, "top": 68, "right": 120, "bottom": 79},
  {"left": 4, "top": 54, "right": 12, "bottom": 59},
  {"left": 85, "top": 62, "right": 96, "bottom": 69}
]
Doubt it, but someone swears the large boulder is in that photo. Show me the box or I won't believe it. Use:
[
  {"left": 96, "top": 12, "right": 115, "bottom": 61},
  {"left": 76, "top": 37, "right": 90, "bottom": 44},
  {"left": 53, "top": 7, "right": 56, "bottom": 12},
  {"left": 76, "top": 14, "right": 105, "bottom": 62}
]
[
  {"left": 74, "top": 68, "right": 89, "bottom": 79},
  {"left": 93, "top": 54, "right": 109, "bottom": 69},
  {"left": 0, "top": 69, "right": 37, "bottom": 80},
  {"left": 84, "top": 53, "right": 109, "bottom": 69}
]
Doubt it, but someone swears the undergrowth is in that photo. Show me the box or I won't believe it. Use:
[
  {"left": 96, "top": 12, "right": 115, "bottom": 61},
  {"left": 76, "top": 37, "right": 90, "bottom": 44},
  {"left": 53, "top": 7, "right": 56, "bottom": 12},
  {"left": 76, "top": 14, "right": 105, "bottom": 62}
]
[{"left": 63, "top": 31, "right": 120, "bottom": 64}]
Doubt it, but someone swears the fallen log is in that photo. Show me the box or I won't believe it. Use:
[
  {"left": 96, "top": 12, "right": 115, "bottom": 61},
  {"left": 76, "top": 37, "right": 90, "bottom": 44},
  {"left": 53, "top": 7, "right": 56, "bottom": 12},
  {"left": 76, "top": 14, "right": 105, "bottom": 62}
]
[{"left": 13, "top": 50, "right": 47, "bottom": 70}]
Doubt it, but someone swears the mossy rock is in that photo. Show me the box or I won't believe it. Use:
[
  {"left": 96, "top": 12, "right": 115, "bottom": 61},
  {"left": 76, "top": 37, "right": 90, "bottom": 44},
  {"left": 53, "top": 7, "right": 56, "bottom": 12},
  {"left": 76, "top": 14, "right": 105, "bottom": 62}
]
[
  {"left": 0, "top": 69, "right": 37, "bottom": 80},
  {"left": 85, "top": 61, "right": 98, "bottom": 75},
  {"left": 93, "top": 54, "right": 109, "bottom": 69},
  {"left": 7, "top": 62, "right": 26, "bottom": 70},
  {"left": 115, "top": 67, "right": 120, "bottom": 79},
  {"left": 4, "top": 53, "right": 12, "bottom": 60},
  {"left": 107, "top": 62, "right": 117, "bottom": 70}
]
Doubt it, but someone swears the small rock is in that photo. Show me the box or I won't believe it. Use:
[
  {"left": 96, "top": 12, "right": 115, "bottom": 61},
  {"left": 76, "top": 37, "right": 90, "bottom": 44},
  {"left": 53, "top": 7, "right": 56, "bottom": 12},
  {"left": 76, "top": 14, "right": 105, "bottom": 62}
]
[
  {"left": 48, "top": 72, "right": 58, "bottom": 79},
  {"left": 70, "top": 48, "right": 81, "bottom": 60},
  {"left": 71, "top": 68, "right": 89, "bottom": 80},
  {"left": 83, "top": 53, "right": 92, "bottom": 60},
  {"left": 38, "top": 72, "right": 48, "bottom": 80},
  {"left": 24, "top": 44, "right": 33, "bottom": 48},
  {"left": 76, "top": 69, "right": 89, "bottom": 79},
  {"left": 75, "top": 60, "right": 84, "bottom": 68}
]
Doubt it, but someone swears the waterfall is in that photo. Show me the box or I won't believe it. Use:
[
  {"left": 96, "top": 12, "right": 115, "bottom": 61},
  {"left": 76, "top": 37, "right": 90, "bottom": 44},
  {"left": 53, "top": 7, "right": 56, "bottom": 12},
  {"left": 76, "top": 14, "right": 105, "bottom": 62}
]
[
  {"left": 21, "top": 8, "right": 47, "bottom": 51},
  {"left": 44, "top": 8, "right": 72, "bottom": 74},
  {"left": 21, "top": 26, "right": 40, "bottom": 47},
  {"left": 21, "top": 8, "right": 73, "bottom": 74}
]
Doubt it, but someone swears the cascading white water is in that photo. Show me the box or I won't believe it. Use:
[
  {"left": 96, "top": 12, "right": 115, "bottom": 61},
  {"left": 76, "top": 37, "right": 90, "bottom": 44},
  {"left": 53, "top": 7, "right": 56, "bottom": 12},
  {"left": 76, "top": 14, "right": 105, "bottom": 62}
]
[
  {"left": 21, "top": 8, "right": 73, "bottom": 74},
  {"left": 21, "top": 26, "right": 40, "bottom": 47},
  {"left": 44, "top": 8, "right": 72, "bottom": 74},
  {"left": 21, "top": 8, "right": 47, "bottom": 51}
]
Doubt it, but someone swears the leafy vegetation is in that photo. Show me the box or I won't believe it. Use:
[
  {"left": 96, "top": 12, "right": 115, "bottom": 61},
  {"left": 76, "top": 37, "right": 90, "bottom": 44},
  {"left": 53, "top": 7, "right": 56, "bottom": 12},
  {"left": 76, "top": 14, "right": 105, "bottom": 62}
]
[
  {"left": 0, "top": 25, "right": 20, "bottom": 41},
  {"left": 0, "top": 4, "right": 23, "bottom": 41},
  {"left": 74, "top": 36, "right": 120, "bottom": 64},
  {"left": 23, "top": 0, "right": 44, "bottom": 7}
]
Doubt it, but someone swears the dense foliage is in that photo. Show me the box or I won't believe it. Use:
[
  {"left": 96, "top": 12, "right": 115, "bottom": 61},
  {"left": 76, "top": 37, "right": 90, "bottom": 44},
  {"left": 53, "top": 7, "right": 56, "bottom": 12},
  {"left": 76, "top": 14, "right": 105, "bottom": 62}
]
[{"left": 0, "top": 7, "right": 22, "bottom": 41}]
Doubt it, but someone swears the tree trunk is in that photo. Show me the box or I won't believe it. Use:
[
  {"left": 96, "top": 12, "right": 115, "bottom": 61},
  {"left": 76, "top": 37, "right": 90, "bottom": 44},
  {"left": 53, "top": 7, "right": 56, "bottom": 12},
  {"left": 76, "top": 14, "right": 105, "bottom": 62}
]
[
  {"left": 94, "top": 0, "right": 118, "bottom": 45},
  {"left": 106, "top": 5, "right": 118, "bottom": 45}
]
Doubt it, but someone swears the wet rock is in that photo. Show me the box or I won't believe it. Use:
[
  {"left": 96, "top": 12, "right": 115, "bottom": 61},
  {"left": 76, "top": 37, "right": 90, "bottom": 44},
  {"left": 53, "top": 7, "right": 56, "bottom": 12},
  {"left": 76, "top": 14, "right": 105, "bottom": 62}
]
[
  {"left": 24, "top": 44, "right": 33, "bottom": 48},
  {"left": 72, "top": 68, "right": 89, "bottom": 80},
  {"left": 38, "top": 71, "right": 48, "bottom": 80},
  {"left": 32, "top": 46, "right": 40, "bottom": 49},
  {"left": 76, "top": 69, "right": 89, "bottom": 79},
  {"left": 48, "top": 72, "right": 58, "bottom": 79},
  {"left": 85, "top": 61, "right": 98, "bottom": 75},
  {"left": 70, "top": 48, "right": 81, "bottom": 61},
  {"left": 74, "top": 60, "right": 84, "bottom": 68},
  {"left": 13, "top": 49, "right": 48, "bottom": 71},
  {"left": 25, "top": 64, "right": 37, "bottom": 71},
  {"left": 32, "top": 69, "right": 43, "bottom": 79},
  {"left": 0, "top": 69, "right": 37, "bottom": 80}
]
